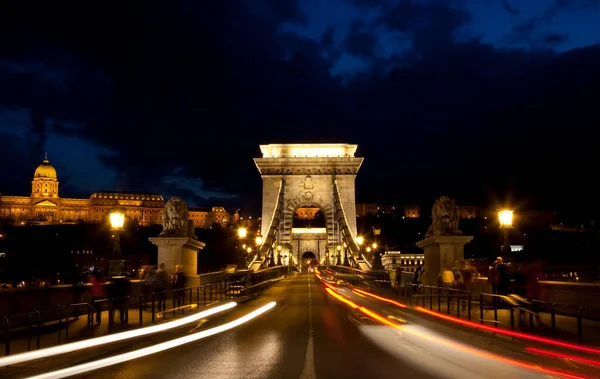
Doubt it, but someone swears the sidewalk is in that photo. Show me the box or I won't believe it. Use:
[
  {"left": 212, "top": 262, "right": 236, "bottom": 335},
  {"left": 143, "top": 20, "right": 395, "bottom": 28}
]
[{"left": 1, "top": 297, "right": 226, "bottom": 357}]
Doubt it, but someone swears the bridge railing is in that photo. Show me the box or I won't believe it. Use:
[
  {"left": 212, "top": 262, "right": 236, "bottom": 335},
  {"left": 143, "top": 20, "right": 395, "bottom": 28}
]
[
  {"left": 0, "top": 266, "right": 293, "bottom": 356},
  {"left": 0, "top": 282, "right": 238, "bottom": 356},
  {"left": 248, "top": 265, "right": 289, "bottom": 285},
  {"left": 330, "top": 265, "right": 365, "bottom": 275},
  {"left": 198, "top": 271, "right": 226, "bottom": 285},
  {"left": 355, "top": 276, "right": 600, "bottom": 346}
]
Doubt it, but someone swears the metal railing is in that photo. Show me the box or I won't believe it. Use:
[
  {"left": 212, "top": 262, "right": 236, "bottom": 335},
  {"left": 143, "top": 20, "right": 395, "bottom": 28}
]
[
  {"left": 367, "top": 278, "right": 600, "bottom": 345},
  {"left": 1, "top": 267, "right": 291, "bottom": 356},
  {"left": 330, "top": 265, "right": 365, "bottom": 275},
  {"left": 1, "top": 282, "right": 235, "bottom": 356}
]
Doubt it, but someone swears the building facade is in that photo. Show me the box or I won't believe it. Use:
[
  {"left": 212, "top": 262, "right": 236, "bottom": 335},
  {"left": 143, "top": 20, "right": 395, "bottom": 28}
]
[
  {"left": 356, "top": 203, "right": 396, "bottom": 217},
  {"left": 382, "top": 251, "right": 425, "bottom": 272},
  {"left": 0, "top": 157, "right": 230, "bottom": 228},
  {"left": 403, "top": 205, "right": 421, "bottom": 218}
]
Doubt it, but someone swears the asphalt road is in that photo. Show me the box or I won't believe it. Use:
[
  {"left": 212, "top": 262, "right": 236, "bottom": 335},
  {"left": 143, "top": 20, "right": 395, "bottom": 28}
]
[
  {"left": 3, "top": 273, "right": 597, "bottom": 379},
  {"left": 79, "top": 273, "right": 431, "bottom": 379}
]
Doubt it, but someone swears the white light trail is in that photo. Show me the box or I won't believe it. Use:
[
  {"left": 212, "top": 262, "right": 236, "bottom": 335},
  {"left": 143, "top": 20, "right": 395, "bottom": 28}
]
[
  {"left": 26, "top": 302, "right": 276, "bottom": 379},
  {"left": 0, "top": 302, "right": 237, "bottom": 367}
]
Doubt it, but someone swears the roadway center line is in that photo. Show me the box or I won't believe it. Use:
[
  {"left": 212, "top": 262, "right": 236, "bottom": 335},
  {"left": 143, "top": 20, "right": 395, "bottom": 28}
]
[{"left": 299, "top": 274, "right": 317, "bottom": 379}]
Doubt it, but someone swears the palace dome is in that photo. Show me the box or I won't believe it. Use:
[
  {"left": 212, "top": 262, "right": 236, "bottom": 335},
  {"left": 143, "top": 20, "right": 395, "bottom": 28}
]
[{"left": 34, "top": 158, "right": 57, "bottom": 179}]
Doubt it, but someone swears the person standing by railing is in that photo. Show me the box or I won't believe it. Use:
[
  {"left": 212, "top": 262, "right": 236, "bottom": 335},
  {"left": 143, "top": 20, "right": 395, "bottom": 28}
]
[
  {"left": 172, "top": 265, "right": 185, "bottom": 308},
  {"left": 414, "top": 266, "right": 423, "bottom": 285},
  {"left": 441, "top": 267, "right": 454, "bottom": 288},
  {"left": 496, "top": 257, "right": 511, "bottom": 295},
  {"left": 89, "top": 269, "right": 103, "bottom": 325},
  {"left": 153, "top": 263, "right": 169, "bottom": 312},
  {"left": 109, "top": 274, "right": 130, "bottom": 324},
  {"left": 489, "top": 258, "right": 501, "bottom": 295},
  {"left": 522, "top": 260, "right": 543, "bottom": 326}
]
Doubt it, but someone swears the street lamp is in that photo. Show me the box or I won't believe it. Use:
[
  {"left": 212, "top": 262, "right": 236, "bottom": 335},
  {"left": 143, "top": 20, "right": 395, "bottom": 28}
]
[
  {"left": 343, "top": 242, "right": 349, "bottom": 266},
  {"left": 109, "top": 208, "right": 125, "bottom": 255},
  {"left": 336, "top": 245, "right": 342, "bottom": 265},
  {"left": 356, "top": 236, "right": 364, "bottom": 246},
  {"left": 237, "top": 227, "right": 247, "bottom": 239},
  {"left": 253, "top": 235, "right": 263, "bottom": 258},
  {"left": 277, "top": 245, "right": 282, "bottom": 266},
  {"left": 269, "top": 243, "right": 276, "bottom": 267},
  {"left": 370, "top": 242, "right": 384, "bottom": 271},
  {"left": 498, "top": 210, "right": 514, "bottom": 254},
  {"left": 355, "top": 236, "right": 364, "bottom": 268}
]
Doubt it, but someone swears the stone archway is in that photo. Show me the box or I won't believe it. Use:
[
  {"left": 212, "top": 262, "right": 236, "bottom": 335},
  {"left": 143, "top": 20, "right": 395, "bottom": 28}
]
[{"left": 301, "top": 251, "right": 317, "bottom": 271}]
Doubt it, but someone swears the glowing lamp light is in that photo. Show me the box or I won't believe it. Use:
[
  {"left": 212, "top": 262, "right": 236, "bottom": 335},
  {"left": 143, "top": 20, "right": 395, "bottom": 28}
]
[
  {"left": 237, "top": 228, "right": 247, "bottom": 239},
  {"left": 246, "top": 247, "right": 252, "bottom": 253},
  {"left": 109, "top": 210, "right": 125, "bottom": 230},
  {"left": 498, "top": 210, "right": 514, "bottom": 228},
  {"left": 277, "top": 245, "right": 282, "bottom": 251},
  {"left": 366, "top": 247, "right": 371, "bottom": 253},
  {"left": 255, "top": 236, "right": 263, "bottom": 246},
  {"left": 337, "top": 245, "right": 342, "bottom": 251},
  {"left": 372, "top": 243, "right": 377, "bottom": 249},
  {"left": 356, "top": 236, "right": 364, "bottom": 246}
]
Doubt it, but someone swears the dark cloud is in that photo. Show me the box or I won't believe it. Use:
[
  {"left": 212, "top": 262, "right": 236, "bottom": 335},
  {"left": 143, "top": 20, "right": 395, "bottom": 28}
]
[
  {"left": 321, "top": 27, "right": 336, "bottom": 47},
  {"left": 343, "top": 20, "right": 379, "bottom": 58},
  {"left": 505, "top": 19, "right": 570, "bottom": 49},
  {"left": 377, "top": 1, "right": 472, "bottom": 56},
  {"left": 1, "top": 0, "right": 600, "bottom": 217},
  {"left": 545, "top": 0, "right": 599, "bottom": 18},
  {"left": 555, "top": 0, "right": 599, "bottom": 9},
  {"left": 500, "top": 0, "right": 520, "bottom": 15},
  {"left": 543, "top": 33, "right": 569, "bottom": 45}
]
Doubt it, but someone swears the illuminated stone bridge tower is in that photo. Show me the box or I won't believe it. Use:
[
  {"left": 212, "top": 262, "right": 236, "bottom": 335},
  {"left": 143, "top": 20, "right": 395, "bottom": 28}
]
[{"left": 254, "top": 144, "right": 363, "bottom": 270}]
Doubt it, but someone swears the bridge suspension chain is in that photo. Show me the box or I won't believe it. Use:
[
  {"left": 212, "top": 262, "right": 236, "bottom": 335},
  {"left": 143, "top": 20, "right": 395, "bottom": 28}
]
[{"left": 332, "top": 180, "right": 360, "bottom": 255}]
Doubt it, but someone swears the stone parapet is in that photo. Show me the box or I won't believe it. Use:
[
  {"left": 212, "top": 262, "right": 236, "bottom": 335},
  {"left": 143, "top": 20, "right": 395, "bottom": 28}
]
[{"left": 417, "top": 235, "right": 473, "bottom": 286}]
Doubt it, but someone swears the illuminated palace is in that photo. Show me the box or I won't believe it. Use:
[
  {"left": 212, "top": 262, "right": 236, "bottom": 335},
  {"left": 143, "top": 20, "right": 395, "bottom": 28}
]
[{"left": 0, "top": 156, "right": 230, "bottom": 228}]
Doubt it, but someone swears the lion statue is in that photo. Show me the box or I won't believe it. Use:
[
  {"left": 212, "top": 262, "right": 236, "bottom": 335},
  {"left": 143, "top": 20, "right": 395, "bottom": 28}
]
[
  {"left": 425, "top": 195, "right": 462, "bottom": 237},
  {"left": 159, "top": 196, "right": 197, "bottom": 239}
]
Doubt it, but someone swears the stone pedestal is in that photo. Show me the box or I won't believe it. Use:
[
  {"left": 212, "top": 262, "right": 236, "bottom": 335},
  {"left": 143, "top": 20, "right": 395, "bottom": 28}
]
[
  {"left": 149, "top": 237, "right": 205, "bottom": 286},
  {"left": 416, "top": 235, "right": 473, "bottom": 286}
]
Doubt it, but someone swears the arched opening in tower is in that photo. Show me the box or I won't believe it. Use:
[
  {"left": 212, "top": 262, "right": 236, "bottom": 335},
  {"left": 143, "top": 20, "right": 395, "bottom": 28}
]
[
  {"left": 293, "top": 206, "right": 326, "bottom": 228},
  {"left": 301, "top": 251, "right": 317, "bottom": 270}
]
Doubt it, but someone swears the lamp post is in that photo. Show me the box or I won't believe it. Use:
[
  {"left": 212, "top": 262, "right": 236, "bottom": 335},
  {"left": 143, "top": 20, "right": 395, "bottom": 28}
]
[
  {"left": 343, "top": 242, "right": 349, "bottom": 266},
  {"left": 277, "top": 245, "right": 283, "bottom": 266},
  {"left": 238, "top": 227, "right": 249, "bottom": 266},
  {"left": 255, "top": 235, "right": 263, "bottom": 258},
  {"left": 336, "top": 245, "right": 342, "bottom": 265},
  {"left": 371, "top": 242, "right": 384, "bottom": 271},
  {"left": 109, "top": 208, "right": 125, "bottom": 256},
  {"left": 498, "top": 210, "right": 514, "bottom": 255},
  {"left": 356, "top": 236, "right": 364, "bottom": 268},
  {"left": 269, "top": 243, "right": 276, "bottom": 267}
]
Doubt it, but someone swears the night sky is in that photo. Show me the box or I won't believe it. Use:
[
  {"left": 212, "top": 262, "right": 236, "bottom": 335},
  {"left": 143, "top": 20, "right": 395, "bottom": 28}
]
[{"left": 1, "top": 1, "right": 599, "bottom": 219}]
